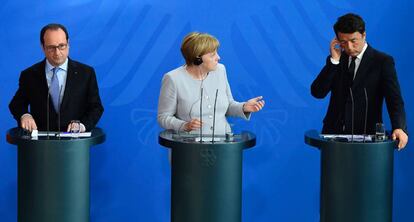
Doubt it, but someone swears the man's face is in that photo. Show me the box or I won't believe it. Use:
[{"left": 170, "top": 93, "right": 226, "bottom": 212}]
[
  {"left": 42, "top": 28, "right": 69, "bottom": 66},
  {"left": 337, "top": 31, "right": 366, "bottom": 57}
]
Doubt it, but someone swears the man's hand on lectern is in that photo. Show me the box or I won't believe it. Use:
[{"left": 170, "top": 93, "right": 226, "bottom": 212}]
[
  {"left": 392, "top": 129, "right": 408, "bottom": 150},
  {"left": 20, "top": 114, "right": 37, "bottom": 132}
]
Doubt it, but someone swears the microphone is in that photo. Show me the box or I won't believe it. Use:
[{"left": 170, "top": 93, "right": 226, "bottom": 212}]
[
  {"left": 198, "top": 72, "right": 209, "bottom": 143},
  {"left": 363, "top": 88, "right": 368, "bottom": 142},
  {"left": 199, "top": 87, "right": 203, "bottom": 143},
  {"left": 211, "top": 89, "right": 218, "bottom": 143},
  {"left": 57, "top": 86, "right": 62, "bottom": 138},
  {"left": 349, "top": 88, "right": 354, "bottom": 142},
  {"left": 47, "top": 88, "right": 50, "bottom": 139}
]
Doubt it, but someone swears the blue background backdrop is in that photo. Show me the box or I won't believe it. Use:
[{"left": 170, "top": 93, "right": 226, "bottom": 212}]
[{"left": 1, "top": 0, "right": 413, "bottom": 221}]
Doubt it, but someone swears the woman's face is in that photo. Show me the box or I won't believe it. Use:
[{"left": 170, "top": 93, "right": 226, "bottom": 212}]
[{"left": 200, "top": 50, "right": 220, "bottom": 72}]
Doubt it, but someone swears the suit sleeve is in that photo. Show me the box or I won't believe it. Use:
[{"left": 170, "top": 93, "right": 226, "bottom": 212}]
[
  {"left": 381, "top": 56, "right": 407, "bottom": 133},
  {"left": 9, "top": 71, "right": 30, "bottom": 125},
  {"left": 81, "top": 68, "right": 104, "bottom": 131},
  {"left": 157, "top": 74, "right": 187, "bottom": 131},
  {"left": 311, "top": 56, "right": 340, "bottom": 98}
]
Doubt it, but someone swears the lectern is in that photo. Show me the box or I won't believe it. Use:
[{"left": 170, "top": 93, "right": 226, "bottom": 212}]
[
  {"left": 6, "top": 127, "right": 105, "bottom": 222},
  {"left": 305, "top": 130, "right": 397, "bottom": 222},
  {"left": 159, "top": 130, "right": 256, "bottom": 222}
]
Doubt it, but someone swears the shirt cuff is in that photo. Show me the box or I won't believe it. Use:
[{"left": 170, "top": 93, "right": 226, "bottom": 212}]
[
  {"left": 241, "top": 103, "right": 251, "bottom": 120},
  {"left": 20, "top": 113, "right": 33, "bottom": 120},
  {"left": 80, "top": 123, "right": 86, "bottom": 132},
  {"left": 330, "top": 57, "right": 340, "bottom": 65}
]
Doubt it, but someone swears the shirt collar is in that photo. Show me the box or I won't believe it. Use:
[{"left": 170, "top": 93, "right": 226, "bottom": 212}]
[
  {"left": 45, "top": 58, "right": 68, "bottom": 72},
  {"left": 352, "top": 42, "right": 368, "bottom": 61}
]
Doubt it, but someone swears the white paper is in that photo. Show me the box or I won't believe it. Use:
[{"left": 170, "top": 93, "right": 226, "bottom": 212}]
[
  {"left": 32, "top": 131, "right": 92, "bottom": 138},
  {"left": 320, "top": 134, "right": 373, "bottom": 142},
  {"left": 195, "top": 137, "right": 221, "bottom": 142}
]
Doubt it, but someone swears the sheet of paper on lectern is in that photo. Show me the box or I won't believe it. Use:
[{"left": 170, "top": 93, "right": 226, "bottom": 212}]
[
  {"left": 320, "top": 134, "right": 373, "bottom": 142},
  {"left": 31, "top": 130, "right": 92, "bottom": 138}
]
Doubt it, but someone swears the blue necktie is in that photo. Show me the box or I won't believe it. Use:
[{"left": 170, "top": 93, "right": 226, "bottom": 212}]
[{"left": 50, "top": 67, "right": 60, "bottom": 112}]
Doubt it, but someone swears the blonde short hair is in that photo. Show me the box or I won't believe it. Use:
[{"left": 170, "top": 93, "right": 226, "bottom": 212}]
[{"left": 181, "top": 32, "right": 220, "bottom": 66}]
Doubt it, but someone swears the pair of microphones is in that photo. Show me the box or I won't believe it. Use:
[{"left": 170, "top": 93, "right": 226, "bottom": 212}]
[
  {"left": 199, "top": 88, "right": 219, "bottom": 143},
  {"left": 348, "top": 87, "right": 368, "bottom": 142},
  {"left": 46, "top": 86, "right": 62, "bottom": 139}
]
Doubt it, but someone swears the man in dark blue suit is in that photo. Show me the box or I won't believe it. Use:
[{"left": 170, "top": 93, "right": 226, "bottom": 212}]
[
  {"left": 9, "top": 23, "right": 103, "bottom": 132},
  {"left": 311, "top": 13, "right": 408, "bottom": 149}
]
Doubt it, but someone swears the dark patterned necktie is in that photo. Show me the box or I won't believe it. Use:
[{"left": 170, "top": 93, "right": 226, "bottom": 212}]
[{"left": 348, "top": 56, "right": 357, "bottom": 81}]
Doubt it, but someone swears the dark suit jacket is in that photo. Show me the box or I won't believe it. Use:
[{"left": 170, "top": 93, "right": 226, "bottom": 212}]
[
  {"left": 311, "top": 45, "right": 407, "bottom": 134},
  {"left": 9, "top": 58, "right": 104, "bottom": 131}
]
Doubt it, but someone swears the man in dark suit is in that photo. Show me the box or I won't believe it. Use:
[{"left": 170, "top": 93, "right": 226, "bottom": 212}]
[
  {"left": 9, "top": 23, "right": 103, "bottom": 132},
  {"left": 311, "top": 13, "right": 408, "bottom": 149}
]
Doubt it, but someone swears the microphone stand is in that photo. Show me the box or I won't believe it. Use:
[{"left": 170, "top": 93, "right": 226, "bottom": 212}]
[
  {"left": 47, "top": 90, "right": 50, "bottom": 139},
  {"left": 211, "top": 89, "right": 218, "bottom": 143},
  {"left": 57, "top": 86, "right": 62, "bottom": 139},
  {"left": 199, "top": 88, "right": 203, "bottom": 143},
  {"left": 349, "top": 88, "right": 354, "bottom": 142},
  {"left": 363, "top": 88, "right": 368, "bottom": 142}
]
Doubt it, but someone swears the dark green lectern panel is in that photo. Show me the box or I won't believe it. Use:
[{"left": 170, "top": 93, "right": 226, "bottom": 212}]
[
  {"left": 305, "top": 130, "right": 396, "bottom": 222},
  {"left": 159, "top": 131, "right": 256, "bottom": 222},
  {"left": 7, "top": 128, "right": 105, "bottom": 222}
]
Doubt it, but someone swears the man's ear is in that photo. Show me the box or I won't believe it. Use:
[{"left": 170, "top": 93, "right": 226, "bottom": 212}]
[{"left": 41, "top": 44, "right": 46, "bottom": 54}]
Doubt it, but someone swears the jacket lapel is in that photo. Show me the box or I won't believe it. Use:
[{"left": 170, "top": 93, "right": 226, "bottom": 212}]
[
  {"left": 60, "top": 58, "right": 76, "bottom": 111},
  {"left": 352, "top": 45, "right": 374, "bottom": 88},
  {"left": 36, "top": 60, "right": 50, "bottom": 105},
  {"left": 340, "top": 55, "right": 352, "bottom": 88}
]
